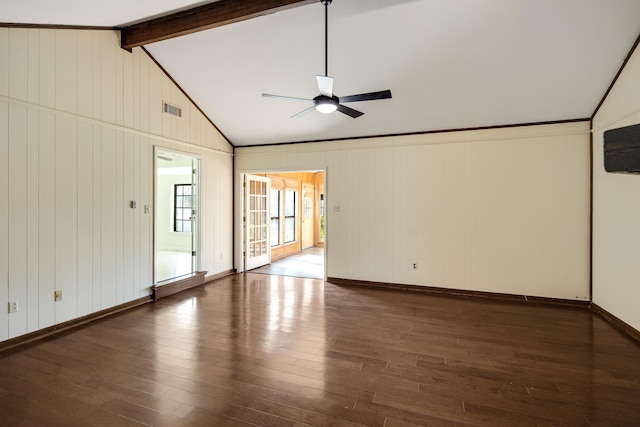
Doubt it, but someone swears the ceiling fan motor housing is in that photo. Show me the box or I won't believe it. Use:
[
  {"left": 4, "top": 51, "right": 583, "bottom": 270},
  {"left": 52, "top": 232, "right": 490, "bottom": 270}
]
[
  {"left": 314, "top": 95, "right": 339, "bottom": 106},
  {"left": 314, "top": 95, "right": 339, "bottom": 113}
]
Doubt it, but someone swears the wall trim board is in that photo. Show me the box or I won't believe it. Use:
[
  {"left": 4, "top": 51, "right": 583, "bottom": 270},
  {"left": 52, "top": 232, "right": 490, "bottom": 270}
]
[
  {"left": 152, "top": 271, "right": 206, "bottom": 300},
  {"left": 591, "top": 303, "right": 640, "bottom": 344},
  {"left": 327, "top": 277, "right": 591, "bottom": 308},
  {"left": 204, "top": 269, "right": 236, "bottom": 284},
  {"left": 0, "top": 95, "right": 233, "bottom": 157},
  {"left": 589, "top": 122, "right": 594, "bottom": 301},
  {"left": 152, "top": 269, "right": 236, "bottom": 300},
  {"left": 236, "top": 120, "right": 590, "bottom": 155},
  {"left": 591, "top": 107, "right": 640, "bottom": 133},
  {"left": 0, "top": 296, "right": 152, "bottom": 353},
  {"left": 232, "top": 159, "right": 237, "bottom": 270},
  {"left": 328, "top": 277, "right": 640, "bottom": 343},
  {"left": 238, "top": 118, "right": 591, "bottom": 149},
  {"left": 0, "top": 23, "right": 113, "bottom": 30}
]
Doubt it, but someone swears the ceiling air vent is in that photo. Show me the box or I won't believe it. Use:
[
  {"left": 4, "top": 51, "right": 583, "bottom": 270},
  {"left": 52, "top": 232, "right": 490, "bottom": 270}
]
[{"left": 163, "top": 102, "right": 182, "bottom": 117}]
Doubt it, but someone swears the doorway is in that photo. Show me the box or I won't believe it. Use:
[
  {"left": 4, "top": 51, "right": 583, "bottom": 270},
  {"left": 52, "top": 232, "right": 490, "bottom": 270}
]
[
  {"left": 155, "top": 149, "right": 200, "bottom": 283},
  {"left": 240, "top": 170, "right": 326, "bottom": 279}
]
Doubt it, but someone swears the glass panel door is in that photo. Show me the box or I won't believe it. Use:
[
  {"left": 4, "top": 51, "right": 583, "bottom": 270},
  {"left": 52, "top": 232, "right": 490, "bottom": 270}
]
[{"left": 244, "top": 174, "right": 270, "bottom": 270}]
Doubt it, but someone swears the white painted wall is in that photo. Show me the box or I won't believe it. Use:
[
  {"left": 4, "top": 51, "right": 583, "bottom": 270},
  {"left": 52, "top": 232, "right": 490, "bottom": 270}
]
[
  {"left": 236, "top": 122, "right": 591, "bottom": 300},
  {"left": 592, "top": 42, "right": 640, "bottom": 332},
  {"left": 0, "top": 28, "right": 234, "bottom": 341}
]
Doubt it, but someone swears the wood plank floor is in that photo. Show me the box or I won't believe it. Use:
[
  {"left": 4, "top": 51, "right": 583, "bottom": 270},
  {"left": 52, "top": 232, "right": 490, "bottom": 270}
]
[{"left": 1, "top": 273, "right": 639, "bottom": 426}]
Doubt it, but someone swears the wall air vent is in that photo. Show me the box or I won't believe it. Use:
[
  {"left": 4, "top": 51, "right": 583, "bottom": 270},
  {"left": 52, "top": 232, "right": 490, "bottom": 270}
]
[{"left": 163, "top": 102, "right": 182, "bottom": 118}]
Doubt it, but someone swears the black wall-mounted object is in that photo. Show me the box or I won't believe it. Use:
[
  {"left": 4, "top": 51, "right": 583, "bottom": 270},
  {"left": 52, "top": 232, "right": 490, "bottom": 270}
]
[{"left": 604, "top": 123, "right": 640, "bottom": 174}]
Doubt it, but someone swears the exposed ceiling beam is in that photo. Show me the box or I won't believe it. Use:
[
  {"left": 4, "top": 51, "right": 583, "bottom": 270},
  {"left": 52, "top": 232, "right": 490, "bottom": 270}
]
[{"left": 120, "top": 0, "right": 316, "bottom": 49}]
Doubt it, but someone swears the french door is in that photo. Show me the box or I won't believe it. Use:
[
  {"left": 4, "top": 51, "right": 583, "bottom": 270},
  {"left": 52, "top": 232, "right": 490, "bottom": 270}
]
[{"left": 244, "top": 174, "right": 270, "bottom": 270}]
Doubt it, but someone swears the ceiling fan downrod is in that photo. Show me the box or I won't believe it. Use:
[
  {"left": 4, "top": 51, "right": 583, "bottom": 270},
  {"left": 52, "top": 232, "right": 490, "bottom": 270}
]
[{"left": 321, "top": 0, "right": 332, "bottom": 77}]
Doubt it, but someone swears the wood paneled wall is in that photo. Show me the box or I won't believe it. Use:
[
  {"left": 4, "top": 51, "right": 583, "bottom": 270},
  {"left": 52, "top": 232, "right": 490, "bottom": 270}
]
[
  {"left": 0, "top": 28, "right": 234, "bottom": 342},
  {"left": 236, "top": 123, "right": 591, "bottom": 301},
  {"left": 592, "top": 40, "right": 640, "bottom": 333}
]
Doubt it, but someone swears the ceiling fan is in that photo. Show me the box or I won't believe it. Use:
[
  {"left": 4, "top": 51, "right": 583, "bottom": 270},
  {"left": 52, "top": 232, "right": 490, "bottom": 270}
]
[{"left": 262, "top": 0, "right": 392, "bottom": 119}]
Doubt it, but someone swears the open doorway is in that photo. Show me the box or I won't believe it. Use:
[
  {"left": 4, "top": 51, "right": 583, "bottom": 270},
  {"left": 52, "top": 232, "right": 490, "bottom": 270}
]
[
  {"left": 241, "top": 170, "right": 325, "bottom": 279},
  {"left": 155, "top": 149, "right": 200, "bottom": 284}
]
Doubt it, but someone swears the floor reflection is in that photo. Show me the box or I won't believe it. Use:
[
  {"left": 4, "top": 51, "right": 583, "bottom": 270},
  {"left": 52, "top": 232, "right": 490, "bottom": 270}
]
[{"left": 231, "top": 273, "right": 327, "bottom": 382}]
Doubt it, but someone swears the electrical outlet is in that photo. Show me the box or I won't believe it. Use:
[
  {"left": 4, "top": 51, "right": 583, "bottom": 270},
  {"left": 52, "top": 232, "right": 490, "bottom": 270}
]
[
  {"left": 8, "top": 300, "right": 18, "bottom": 314},
  {"left": 54, "top": 290, "right": 63, "bottom": 301}
]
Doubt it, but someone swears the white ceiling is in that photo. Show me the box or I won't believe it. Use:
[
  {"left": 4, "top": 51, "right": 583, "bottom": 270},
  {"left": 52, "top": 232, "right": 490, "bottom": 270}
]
[{"left": 3, "top": 1, "right": 640, "bottom": 147}]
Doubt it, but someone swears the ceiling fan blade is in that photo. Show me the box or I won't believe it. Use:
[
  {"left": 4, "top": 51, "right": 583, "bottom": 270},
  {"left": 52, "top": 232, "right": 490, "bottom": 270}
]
[
  {"left": 291, "top": 105, "right": 317, "bottom": 118},
  {"left": 316, "top": 75, "right": 334, "bottom": 97},
  {"left": 339, "top": 90, "right": 392, "bottom": 104},
  {"left": 262, "top": 93, "right": 313, "bottom": 102},
  {"left": 336, "top": 104, "right": 364, "bottom": 118}
]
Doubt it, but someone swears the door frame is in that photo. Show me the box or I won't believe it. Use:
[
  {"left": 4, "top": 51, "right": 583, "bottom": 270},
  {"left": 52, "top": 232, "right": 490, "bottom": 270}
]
[
  {"left": 153, "top": 147, "right": 201, "bottom": 285},
  {"left": 235, "top": 168, "right": 327, "bottom": 279}
]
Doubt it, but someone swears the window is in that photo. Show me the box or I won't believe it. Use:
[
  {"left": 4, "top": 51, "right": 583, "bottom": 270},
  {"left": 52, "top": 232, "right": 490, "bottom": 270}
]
[
  {"left": 284, "top": 190, "right": 296, "bottom": 243},
  {"left": 174, "top": 184, "right": 192, "bottom": 232},
  {"left": 270, "top": 189, "right": 280, "bottom": 247}
]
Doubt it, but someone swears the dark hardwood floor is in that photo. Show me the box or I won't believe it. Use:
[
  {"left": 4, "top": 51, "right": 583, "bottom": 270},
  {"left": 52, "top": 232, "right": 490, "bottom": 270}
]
[{"left": 1, "top": 273, "right": 639, "bottom": 426}]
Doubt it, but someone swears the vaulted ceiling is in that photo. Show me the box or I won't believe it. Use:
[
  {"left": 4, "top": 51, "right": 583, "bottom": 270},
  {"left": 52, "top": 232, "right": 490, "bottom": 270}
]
[{"left": 3, "top": 0, "right": 640, "bottom": 146}]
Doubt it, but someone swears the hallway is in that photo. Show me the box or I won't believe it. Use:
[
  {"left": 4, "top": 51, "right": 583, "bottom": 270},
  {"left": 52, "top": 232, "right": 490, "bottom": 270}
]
[{"left": 250, "top": 247, "right": 324, "bottom": 279}]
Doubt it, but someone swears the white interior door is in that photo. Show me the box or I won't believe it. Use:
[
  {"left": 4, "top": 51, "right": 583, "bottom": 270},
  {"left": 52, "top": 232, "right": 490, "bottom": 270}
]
[{"left": 244, "top": 174, "right": 270, "bottom": 270}]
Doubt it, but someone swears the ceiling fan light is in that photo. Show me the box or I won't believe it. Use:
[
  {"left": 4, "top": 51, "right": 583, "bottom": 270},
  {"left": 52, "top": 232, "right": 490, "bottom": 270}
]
[{"left": 315, "top": 100, "right": 337, "bottom": 114}]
